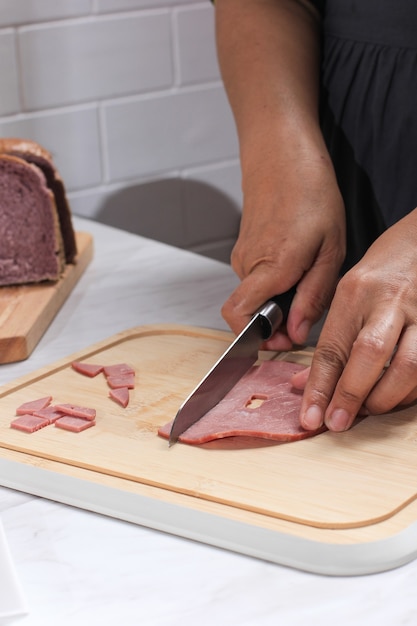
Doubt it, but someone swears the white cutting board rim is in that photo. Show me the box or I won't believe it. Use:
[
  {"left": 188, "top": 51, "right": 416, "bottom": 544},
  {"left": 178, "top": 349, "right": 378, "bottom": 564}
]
[{"left": 1, "top": 452, "right": 417, "bottom": 576}]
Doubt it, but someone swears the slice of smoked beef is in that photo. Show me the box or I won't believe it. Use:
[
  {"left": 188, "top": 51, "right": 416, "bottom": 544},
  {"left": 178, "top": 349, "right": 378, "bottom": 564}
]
[
  {"left": 55, "top": 416, "right": 96, "bottom": 432},
  {"left": 33, "top": 406, "right": 66, "bottom": 423},
  {"left": 16, "top": 396, "right": 52, "bottom": 415},
  {"left": 103, "top": 363, "right": 135, "bottom": 378},
  {"left": 106, "top": 375, "right": 135, "bottom": 389},
  {"left": 71, "top": 362, "right": 104, "bottom": 377},
  {"left": 109, "top": 387, "right": 129, "bottom": 408},
  {"left": 54, "top": 403, "right": 96, "bottom": 421},
  {"left": 71, "top": 361, "right": 135, "bottom": 407},
  {"left": 158, "top": 360, "right": 326, "bottom": 445},
  {"left": 10, "top": 414, "right": 50, "bottom": 433}
]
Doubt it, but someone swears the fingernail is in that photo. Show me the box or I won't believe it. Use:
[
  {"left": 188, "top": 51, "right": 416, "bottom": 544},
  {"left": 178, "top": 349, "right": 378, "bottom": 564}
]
[
  {"left": 302, "top": 405, "right": 323, "bottom": 430},
  {"left": 326, "top": 408, "right": 350, "bottom": 432},
  {"left": 296, "top": 320, "right": 312, "bottom": 344}
]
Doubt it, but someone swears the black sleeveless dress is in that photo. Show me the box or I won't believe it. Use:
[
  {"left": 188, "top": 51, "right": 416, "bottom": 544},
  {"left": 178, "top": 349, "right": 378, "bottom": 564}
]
[{"left": 312, "top": 0, "right": 417, "bottom": 270}]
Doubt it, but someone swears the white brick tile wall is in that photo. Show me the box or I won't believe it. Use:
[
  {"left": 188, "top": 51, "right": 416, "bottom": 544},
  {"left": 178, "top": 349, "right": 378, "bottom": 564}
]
[
  {"left": 104, "top": 85, "right": 238, "bottom": 181},
  {"left": 0, "top": 1, "right": 241, "bottom": 263},
  {"left": 67, "top": 187, "right": 113, "bottom": 221},
  {"left": 96, "top": 0, "right": 197, "bottom": 12},
  {"left": 182, "top": 162, "right": 242, "bottom": 262},
  {"left": 96, "top": 177, "right": 189, "bottom": 248},
  {"left": 175, "top": 4, "right": 219, "bottom": 84},
  {"left": 0, "top": 107, "right": 102, "bottom": 189},
  {"left": 0, "top": 30, "right": 20, "bottom": 115},
  {"left": 184, "top": 161, "right": 243, "bottom": 216},
  {"left": 0, "top": 0, "right": 92, "bottom": 26},
  {"left": 19, "top": 13, "right": 173, "bottom": 110}
]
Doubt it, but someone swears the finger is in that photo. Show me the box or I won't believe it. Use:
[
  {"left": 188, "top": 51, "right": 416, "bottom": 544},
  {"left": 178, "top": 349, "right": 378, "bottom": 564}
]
[
  {"left": 262, "top": 332, "right": 294, "bottom": 352},
  {"left": 286, "top": 252, "right": 341, "bottom": 345},
  {"left": 299, "top": 342, "right": 346, "bottom": 430},
  {"left": 299, "top": 293, "right": 360, "bottom": 430},
  {"left": 290, "top": 365, "right": 310, "bottom": 390},
  {"left": 365, "top": 325, "right": 417, "bottom": 413},
  {"left": 221, "top": 265, "right": 298, "bottom": 336},
  {"left": 323, "top": 313, "right": 402, "bottom": 431},
  {"left": 299, "top": 299, "right": 398, "bottom": 431},
  {"left": 399, "top": 387, "right": 417, "bottom": 407}
]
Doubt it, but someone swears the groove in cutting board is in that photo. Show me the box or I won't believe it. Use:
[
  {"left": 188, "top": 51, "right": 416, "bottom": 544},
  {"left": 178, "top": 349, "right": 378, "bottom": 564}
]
[
  {"left": 0, "top": 325, "right": 417, "bottom": 530},
  {"left": 0, "top": 231, "right": 93, "bottom": 364}
]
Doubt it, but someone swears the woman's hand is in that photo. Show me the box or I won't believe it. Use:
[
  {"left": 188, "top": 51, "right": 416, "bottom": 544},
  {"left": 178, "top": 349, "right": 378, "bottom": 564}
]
[
  {"left": 216, "top": 0, "right": 345, "bottom": 348},
  {"left": 299, "top": 208, "right": 417, "bottom": 432},
  {"left": 221, "top": 151, "right": 346, "bottom": 350}
]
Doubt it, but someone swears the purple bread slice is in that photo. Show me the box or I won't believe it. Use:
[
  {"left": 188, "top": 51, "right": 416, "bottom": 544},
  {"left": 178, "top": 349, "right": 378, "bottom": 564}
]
[
  {"left": 0, "top": 154, "right": 65, "bottom": 286},
  {"left": 0, "top": 138, "right": 77, "bottom": 263}
]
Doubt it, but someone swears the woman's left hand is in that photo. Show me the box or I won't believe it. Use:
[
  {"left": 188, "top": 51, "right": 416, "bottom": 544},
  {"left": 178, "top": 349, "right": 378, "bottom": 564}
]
[{"left": 295, "top": 208, "right": 417, "bottom": 432}]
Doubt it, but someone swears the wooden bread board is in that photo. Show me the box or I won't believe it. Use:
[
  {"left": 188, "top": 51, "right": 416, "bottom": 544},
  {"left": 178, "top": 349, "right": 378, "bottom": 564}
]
[
  {"left": 0, "top": 324, "right": 417, "bottom": 575},
  {"left": 0, "top": 231, "right": 93, "bottom": 364}
]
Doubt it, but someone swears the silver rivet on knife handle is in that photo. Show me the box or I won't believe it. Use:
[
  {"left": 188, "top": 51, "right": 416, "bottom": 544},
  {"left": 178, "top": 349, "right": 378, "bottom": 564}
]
[
  {"left": 259, "top": 286, "right": 297, "bottom": 339},
  {"left": 257, "top": 300, "right": 285, "bottom": 340}
]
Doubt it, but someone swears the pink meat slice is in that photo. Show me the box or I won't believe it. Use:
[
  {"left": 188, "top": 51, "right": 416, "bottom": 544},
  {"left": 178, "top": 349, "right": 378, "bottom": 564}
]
[
  {"left": 54, "top": 403, "right": 96, "bottom": 420},
  {"left": 106, "top": 375, "right": 135, "bottom": 389},
  {"left": 71, "top": 361, "right": 104, "bottom": 377},
  {"left": 33, "top": 406, "right": 66, "bottom": 423},
  {"left": 158, "top": 360, "right": 326, "bottom": 444},
  {"left": 109, "top": 387, "right": 129, "bottom": 408},
  {"left": 16, "top": 396, "right": 52, "bottom": 415},
  {"left": 103, "top": 364, "right": 135, "bottom": 378},
  {"left": 10, "top": 414, "right": 50, "bottom": 433},
  {"left": 55, "top": 416, "right": 96, "bottom": 432}
]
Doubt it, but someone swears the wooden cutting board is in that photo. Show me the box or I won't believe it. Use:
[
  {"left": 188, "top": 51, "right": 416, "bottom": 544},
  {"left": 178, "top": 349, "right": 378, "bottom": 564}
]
[
  {"left": 1, "top": 324, "right": 417, "bottom": 575},
  {"left": 0, "top": 231, "right": 93, "bottom": 364}
]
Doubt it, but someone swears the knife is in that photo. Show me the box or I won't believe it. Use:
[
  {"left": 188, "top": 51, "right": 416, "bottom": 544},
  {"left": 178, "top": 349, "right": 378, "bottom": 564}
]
[{"left": 168, "top": 286, "right": 297, "bottom": 446}]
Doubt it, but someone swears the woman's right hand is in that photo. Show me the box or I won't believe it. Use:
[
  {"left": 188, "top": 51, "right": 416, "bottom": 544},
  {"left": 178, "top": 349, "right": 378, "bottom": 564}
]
[
  {"left": 216, "top": 0, "right": 346, "bottom": 347},
  {"left": 222, "top": 147, "right": 347, "bottom": 349}
]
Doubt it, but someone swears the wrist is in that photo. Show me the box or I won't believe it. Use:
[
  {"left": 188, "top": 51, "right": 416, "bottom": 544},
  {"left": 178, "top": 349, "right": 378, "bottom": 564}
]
[{"left": 239, "top": 119, "right": 333, "bottom": 190}]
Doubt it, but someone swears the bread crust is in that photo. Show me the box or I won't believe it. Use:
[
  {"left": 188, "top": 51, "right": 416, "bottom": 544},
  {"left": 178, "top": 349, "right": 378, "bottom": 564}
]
[
  {"left": 0, "top": 153, "right": 66, "bottom": 286},
  {"left": 0, "top": 138, "right": 77, "bottom": 263}
]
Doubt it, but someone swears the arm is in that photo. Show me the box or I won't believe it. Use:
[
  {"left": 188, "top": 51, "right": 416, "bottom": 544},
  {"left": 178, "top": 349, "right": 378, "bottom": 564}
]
[
  {"left": 215, "top": 0, "right": 346, "bottom": 348},
  {"left": 216, "top": 0, "right": 417, "bottom": 431},
  {"left": 216, "top": 0, "right": 322, "bottom": 169}
]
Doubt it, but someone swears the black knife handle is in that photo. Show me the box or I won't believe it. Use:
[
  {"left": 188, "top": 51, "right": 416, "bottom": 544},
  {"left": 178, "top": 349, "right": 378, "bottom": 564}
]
[{"left": 258, "top": 285, "right": 297, "bottom": 340}]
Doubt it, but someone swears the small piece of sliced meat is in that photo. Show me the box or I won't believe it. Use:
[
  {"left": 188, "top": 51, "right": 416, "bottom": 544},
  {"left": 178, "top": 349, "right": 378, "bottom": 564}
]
[
  {"left": 71, "top": 362, "right": 104, "bottom": 377},
  {"left": 10, "top": 414, "right": 50, "bottom": 433},
  {"left": 33, "top": 406, "right": 66, "bottom": 423},
  {"left": 71, "top": 361, "right": 135, "bottom": 407},
  {"left": 106, "top": 375, "right": 135, "bottom": 389},
  {"left": 54, "top": 403, "right": 96, "bottom": 421},
  {"left": 103, "top": 363, "right": 135, "bottom": 378},
  {"left": 109, "top": 387, "right": 129, "bottom": 408},
  {"left": 16, "top": 396, "right": 52, "bottom": 415},
  {"left": 158, "top": 361, "right": 326, "bottom": 445},
  {"left": 55, "top": 416, "right": 96, "bottom": 432}
]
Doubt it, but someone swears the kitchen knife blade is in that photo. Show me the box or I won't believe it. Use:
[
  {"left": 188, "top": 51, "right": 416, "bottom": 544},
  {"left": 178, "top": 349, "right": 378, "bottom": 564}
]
[{"left": 168, "top": 287, "right": 296, "bottom": 446}]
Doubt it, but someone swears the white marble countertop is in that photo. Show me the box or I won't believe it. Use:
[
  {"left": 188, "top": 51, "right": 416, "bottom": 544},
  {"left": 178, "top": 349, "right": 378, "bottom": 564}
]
[{"left": 1, "top": 217, "right": 417, "bottom": 626}]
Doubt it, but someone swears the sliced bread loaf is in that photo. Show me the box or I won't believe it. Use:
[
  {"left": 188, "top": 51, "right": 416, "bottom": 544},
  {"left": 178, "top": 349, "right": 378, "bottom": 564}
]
[{"left": 0, "top": 139, "right": 77, "bottom": 287}]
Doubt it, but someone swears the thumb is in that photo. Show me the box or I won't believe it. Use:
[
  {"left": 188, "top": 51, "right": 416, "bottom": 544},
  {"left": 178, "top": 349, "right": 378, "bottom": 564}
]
[{"left": 222, "top": 264, "right": 300, "bottom": 336}]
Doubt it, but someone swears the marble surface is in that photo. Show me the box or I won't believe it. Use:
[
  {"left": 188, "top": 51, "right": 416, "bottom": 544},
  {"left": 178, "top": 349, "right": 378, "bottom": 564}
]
[
  {"left": 1, "top": 217, "right": 417, "bottom": 625},
  {"left": 0, "top": 519, "right": 26, "bottom": 620}
]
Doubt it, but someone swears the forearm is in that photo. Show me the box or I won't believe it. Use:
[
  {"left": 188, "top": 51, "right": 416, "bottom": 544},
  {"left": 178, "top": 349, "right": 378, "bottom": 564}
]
[{"left": 215, "top": 0, "right": 327, "bottom": 179}]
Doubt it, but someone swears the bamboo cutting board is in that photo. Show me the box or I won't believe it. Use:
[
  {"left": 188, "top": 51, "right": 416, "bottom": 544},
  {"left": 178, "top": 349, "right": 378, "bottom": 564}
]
[
  {"left": 0, "top": 231, "right": 93, "bottom": 364},
  {"left": 1, "top": 324, "right": 417, "bottom": 575}
]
